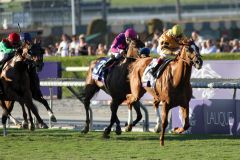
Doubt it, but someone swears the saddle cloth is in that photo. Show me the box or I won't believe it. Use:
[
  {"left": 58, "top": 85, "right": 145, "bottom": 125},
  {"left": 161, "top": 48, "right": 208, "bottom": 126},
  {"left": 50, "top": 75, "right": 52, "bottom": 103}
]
[
  {"left": 92, "top": 57, "right": 109, "bottom": 82},
  {"left": 142, "top": 58, "right": 158, "bottom": 88},
  {"left": 142, "top": 58, "right": 173, "bottom": 88}
]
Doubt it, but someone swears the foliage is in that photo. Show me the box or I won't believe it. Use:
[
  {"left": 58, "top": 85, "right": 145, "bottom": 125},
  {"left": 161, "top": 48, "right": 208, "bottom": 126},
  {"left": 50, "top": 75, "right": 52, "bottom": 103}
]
[
  {"left": 0, "top": 129, "right": 240, "bottom": 160},
  {"left": 44, "top": 53, "right": 240, "bottom": 71}
]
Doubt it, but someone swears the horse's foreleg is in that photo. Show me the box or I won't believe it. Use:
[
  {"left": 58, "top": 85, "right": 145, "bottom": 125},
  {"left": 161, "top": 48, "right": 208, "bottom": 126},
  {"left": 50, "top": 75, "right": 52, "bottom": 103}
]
[
  {"left": 115, "top": 114, "right": 122, "bottom": 135},
  {"left": 82, "top": 84, "right": 99, "bottom": 134},
  {"left": 33, "top": 96, "right": 56, "bottom": 122},
  {"left": 103, "top": 99, "right": 121, "bottom": 138},
  {"left": 153, "top": 99, "right": 161, "bottom": 133},
  {"left": 27, "top": 106, "right": 35, "bottom": 131},
  {"left": 173, "top": 106, "right": 190, "bottom": 134},
  {"left": 160, "top": 103, "right": 169, "bottom": 146},
  {"left": 132, "top": 101, "right": 142, "bottom": 127}
]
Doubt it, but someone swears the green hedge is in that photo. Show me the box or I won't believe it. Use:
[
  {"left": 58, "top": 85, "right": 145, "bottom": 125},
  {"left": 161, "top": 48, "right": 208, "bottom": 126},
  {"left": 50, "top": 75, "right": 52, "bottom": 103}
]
[{"left": 44, "top": 53, "right": 240, "bottom": 67}]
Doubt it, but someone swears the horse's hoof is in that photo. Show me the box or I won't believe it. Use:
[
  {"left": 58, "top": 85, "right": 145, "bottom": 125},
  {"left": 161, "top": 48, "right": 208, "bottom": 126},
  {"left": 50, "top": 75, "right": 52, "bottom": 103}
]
[
  {"left": 22, "top": 121, "right": 28, "bottom": 129},
  {"left": 3, "top": 132, "right": 7, "bottom": 137},
  {"left": 125, "top": 125, "right": 132, "bottom": 132},
  {"left": 103, "top": 127, "right": 111, "bottom": 135},
  {"left": 16, "top": 123, "right": 22, "bottom": 129},
  {"left": 160, "top": 141, "right": 164, "bottom": 146},
  {"left": 29, "top": 124, "right": 35, "bottom": 131},
  {"left": 102, "top": 133, "right": 110, "bottom": 139},
  {"left": 81, "top": 126, "right": 89, "bottom": 134},
  {"left": 50, "top": 115, "right": 57, "bottom": 122},
  {"left": 40, "top": 123, "right": 49, "bottom": 129},
  {"left": 172, "top": 127, "right": 184, "bottom": 134},
  {"left": 154, "top": 125, "right": 161, "bottom": 133},
  {"left": 124, "top": 122, "right": 128, "bottom": 127},
  {"left": 115, "top": 126, "right": 122, "bottom": 135}
]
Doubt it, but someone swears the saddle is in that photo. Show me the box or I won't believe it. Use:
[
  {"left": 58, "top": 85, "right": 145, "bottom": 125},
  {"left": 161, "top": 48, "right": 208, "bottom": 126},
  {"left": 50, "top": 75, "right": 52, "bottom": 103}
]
[{"left": 152, "top": 58, "right": 173, "bottom": 78}]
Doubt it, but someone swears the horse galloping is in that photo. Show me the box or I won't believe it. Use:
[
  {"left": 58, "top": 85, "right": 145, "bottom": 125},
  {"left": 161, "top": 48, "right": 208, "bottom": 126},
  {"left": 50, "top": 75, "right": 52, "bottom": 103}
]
[
  {"left": 126, "top": 40, "right": 203, "bottom": 146},
  {"left": 0, "top": 42, "right": 48, "bottom": 136},
  {"left": 18, "top": 42, "right": 56, "bottom": 129},
  {"left": 81, "top": 39, "right": 145, "bottom": 137}
]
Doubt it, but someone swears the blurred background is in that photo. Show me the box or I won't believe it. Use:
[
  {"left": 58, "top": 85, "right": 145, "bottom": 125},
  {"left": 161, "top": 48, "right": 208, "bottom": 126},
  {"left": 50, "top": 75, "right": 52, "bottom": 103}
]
[{"left": 0, "top": 0, "right": 240, "bottom": 56}]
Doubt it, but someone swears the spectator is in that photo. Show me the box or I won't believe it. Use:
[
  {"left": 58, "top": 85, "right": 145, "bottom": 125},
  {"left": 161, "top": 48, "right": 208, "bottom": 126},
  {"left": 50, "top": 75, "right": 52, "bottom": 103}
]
[
  {"left": 204, "top": 39, "right": 217, "bottom": 54},
  {"left": 151, "top": 40, "right": 158, "bottom": 54},
  {"left": 78, "top": 34, "right": 88, "bottom": 55},
  {"left": 69, "top": 35, "right": 79, "bottom": 56},
  {"left": 191, "top": 31, "right": 203, "bottom": 49},
  {"left": 96, "top": 43, "right": 106, "bottom": 55},
  {"left": 218, "top": 37, "right": 231, "bottom": 52},
  {"left": 44, "top": 47, "right": 52, "bottom": 57},
  {"left": 200, "top": 40, "right": 208, "bottom": 54},
  {"left": 57, "top": 34, "right": 69, "bottom": 57},
  {"left": 87, "top": 45, "right": 95, "bottom": 55},
  {"left": 230, "top": 39, "right": 240, "bottom": 53}
]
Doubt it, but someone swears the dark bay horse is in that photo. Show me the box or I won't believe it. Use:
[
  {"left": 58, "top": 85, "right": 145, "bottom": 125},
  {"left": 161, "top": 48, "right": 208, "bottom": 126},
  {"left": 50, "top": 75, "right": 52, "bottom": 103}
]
[
  {"left": 81, "top": 39, "right": 145, "bottom": 137},
  {"left": 126, "top": 40, "right": 203, "bottom": 146},
  {"left": 18, "top": 43, "right": 56, "bottom": 129},
  {"left": 0, "top": 42, "right": 48, "bottom": 136}
]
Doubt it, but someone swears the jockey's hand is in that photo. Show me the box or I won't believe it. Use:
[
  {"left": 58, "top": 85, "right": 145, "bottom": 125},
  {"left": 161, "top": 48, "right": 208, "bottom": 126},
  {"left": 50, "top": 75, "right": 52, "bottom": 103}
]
[{"left": 120, "top": 50, "right": 127, "bottom": 55}]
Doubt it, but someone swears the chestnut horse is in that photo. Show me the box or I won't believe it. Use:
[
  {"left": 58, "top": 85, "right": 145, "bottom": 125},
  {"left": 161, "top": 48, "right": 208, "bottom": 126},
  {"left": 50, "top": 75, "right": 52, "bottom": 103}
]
[
  {"left": 81, "top": 39, "right": 144, "bottom": 137},
  {"left": 0, "top": 42, "right": 48, "bottom": 136},
  {"left": 126, "top": 40, "right": 203, "bottom": 146}
]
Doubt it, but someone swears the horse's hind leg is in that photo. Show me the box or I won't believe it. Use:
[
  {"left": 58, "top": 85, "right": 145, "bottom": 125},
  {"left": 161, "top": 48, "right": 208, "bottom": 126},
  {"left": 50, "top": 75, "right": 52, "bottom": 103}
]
[
  {"left": 33, "top": 95, "right": 57, "bottom": 122},
  {"left": 103, "top": 99, "right": 122, "bottom": 138},
  {"left": 81, "top": 84, "right": 100, "bottom": 134},
  {"left": 25, "top": 101, "right": 48, "bottom": 129},
  {"left": 2, "top": 109, "right": 8, "bottom": 136},
  {"left": 19, "top": 102, "right": 28, "bottom": 129},
  {"left": 173, "top": 105, "right": 190, "bottom": 134}
]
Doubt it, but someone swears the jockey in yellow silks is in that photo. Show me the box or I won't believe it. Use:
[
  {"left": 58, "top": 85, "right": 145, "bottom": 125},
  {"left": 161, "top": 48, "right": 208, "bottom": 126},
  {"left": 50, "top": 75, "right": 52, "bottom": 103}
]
[{"left": 149, "top": 24, "right": 189, "bottom": 77}]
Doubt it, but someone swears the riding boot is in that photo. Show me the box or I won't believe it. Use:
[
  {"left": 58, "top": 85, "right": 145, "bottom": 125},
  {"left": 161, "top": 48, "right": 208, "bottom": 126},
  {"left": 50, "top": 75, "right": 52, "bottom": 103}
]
[{"left": 102, "top": 57, "right": 116, "bottom": 72}]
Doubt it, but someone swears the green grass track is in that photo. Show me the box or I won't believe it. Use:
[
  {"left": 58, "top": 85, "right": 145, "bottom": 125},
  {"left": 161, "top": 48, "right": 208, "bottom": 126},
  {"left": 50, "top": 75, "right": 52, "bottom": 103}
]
[{"left": 0, "top": 129, "right": 239, "bottom": 160}]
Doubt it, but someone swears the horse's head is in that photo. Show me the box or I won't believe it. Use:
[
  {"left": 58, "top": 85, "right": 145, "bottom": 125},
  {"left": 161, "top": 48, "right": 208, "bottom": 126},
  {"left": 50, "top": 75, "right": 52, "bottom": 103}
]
[
  {"left": 180, "top": 40, "right": 203, "bottom": 69},
  {"left": 22, "top": 42, "right": 44, "bottom": 72},
  {"left": 126, "top": 38, "right": 145, "bottom": 59}
]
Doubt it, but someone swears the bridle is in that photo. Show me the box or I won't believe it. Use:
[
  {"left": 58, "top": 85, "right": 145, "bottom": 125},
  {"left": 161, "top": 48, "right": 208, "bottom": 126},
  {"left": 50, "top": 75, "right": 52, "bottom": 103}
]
[{"left": 177, "top": 42, "right": 201, "bottom": 66}]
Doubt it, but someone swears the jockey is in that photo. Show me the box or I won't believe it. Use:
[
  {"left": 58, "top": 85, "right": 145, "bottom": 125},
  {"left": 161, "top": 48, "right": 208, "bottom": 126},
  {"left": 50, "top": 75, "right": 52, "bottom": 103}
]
[
  {"left": 0, "top": 32, "right": 21, "bottom": 69},
  {"left": 139, "top": 47, "right": 150, "bottom": 58},
  {"left": 101, "top": 28, "right": 137, "bottom": 71},
  {"left": 149, "top": 24, "right": 188, "bottom": 77},
  {"left": 20, "top": 32, "right": 32, "bottom": 44}
]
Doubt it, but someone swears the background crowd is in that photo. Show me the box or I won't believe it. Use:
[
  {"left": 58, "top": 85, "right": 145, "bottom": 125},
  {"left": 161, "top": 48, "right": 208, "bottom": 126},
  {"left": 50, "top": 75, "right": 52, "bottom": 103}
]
[{"left": 44, "top": 30, "right": 240, "bottom": 57}]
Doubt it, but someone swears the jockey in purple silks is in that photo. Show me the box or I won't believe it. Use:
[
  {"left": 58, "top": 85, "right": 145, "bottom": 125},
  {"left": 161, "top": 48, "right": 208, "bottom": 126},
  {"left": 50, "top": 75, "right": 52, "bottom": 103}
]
[{"left": 101, "top": 28, "right": 137, "bottom": 71}]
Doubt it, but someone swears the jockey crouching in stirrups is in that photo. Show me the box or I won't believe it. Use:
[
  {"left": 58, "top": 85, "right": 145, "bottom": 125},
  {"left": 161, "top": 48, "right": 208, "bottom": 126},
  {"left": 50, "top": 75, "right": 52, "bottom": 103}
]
[
  {"left": 101, "top": 28, "right": 138, "bottom": 73},
  {"left": 149, "top": 24, "right": 189, "bottom": 78}
]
